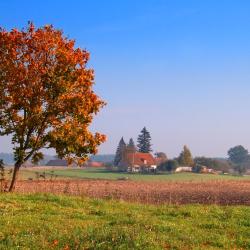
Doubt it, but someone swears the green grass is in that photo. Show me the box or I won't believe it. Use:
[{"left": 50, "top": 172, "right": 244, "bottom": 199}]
[
  {"left": 20, "top": 167, "right": 250, "bottom": 182},
  {"left": 0, "top": 193, "right": 249, "bottom": 249}
]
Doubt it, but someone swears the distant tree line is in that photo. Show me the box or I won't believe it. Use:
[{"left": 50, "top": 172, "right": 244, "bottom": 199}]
[{"left": 158, "top": 145, "right": 250, "bottom": 175}]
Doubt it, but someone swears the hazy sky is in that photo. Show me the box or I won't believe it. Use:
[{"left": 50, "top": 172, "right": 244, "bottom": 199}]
[{"left": 1, "top": 0, "right": 250, "bottom": 158}]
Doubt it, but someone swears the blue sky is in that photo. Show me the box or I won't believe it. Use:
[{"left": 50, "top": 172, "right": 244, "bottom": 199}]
[{"left": 1, "top": 0, "right": 250, "bottom": 157}]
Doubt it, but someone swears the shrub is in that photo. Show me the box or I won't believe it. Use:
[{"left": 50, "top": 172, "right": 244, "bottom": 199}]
[
  {"left": 192, "top": 164, "right": 203, "bottom": 173},
  {"left": 158, "top": 160, "right": 178, "bottom": 172}
]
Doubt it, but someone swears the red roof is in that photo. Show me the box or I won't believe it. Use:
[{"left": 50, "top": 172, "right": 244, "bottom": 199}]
[
  {"left": 88, "top": 161, "right": 103, "bottom": 167},
  {"left": 125, "top": 152, "right": 156, "bottom": 166}
]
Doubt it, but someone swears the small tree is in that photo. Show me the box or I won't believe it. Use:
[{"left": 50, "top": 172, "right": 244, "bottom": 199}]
[
  {"left": 178, "top": 145, "right": 194, "bottom": 166},
  {"left": 114, "top": 137, "right": 126, "bottom": 166},
  {"left": 192, "top": 164, "right": 203, "bottom": 173},
  {"left": 0, "top": 23, "right": 106, "bottom": 191},
  {"left": 159, "top": 160, "right": 178, "bottom": 172},
  {"left": 155, "top": 152, "right": 168, "bottom": 163},
  {"left": 137, "top": 127, "right": 152, "bottom": 153},
  {"left": 228, "top": 145, "right": 249, "bottom": 174},
  {"left": 166, "top": 160, "right": 178, "bottom": 172}
]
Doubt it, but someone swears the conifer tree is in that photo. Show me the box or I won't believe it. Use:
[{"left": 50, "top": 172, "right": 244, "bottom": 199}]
[
  {"left": 114, "top": 137, "right": 126, "bottom": 166},
  {"left": 178, "top": 145, "right": 194, "bottom": 166},
  {"left": 137, "top": 127, "right": 152, "bottom": 153},
  {"left": 128, "top": 138, "right": 136, "bottom": 150}
]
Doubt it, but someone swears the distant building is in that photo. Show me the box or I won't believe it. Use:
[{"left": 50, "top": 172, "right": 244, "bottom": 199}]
[
  {"left": 84, "top": 160, "right": 104, "bottom": 168},
  {"left": 22, "top": 161, "right": 35, "bottom": 167},
  {"left": 119, "top": 146, "right": 157, "bottom": 172},
  {"left": 46, "top": 159, "right": 68, "bottom": 166},
  {"left": 46, "top": 159, "right": 105, "bottom": 168},
  {"left": 175, "top": 166, "right": 192, "bottom": 173}
]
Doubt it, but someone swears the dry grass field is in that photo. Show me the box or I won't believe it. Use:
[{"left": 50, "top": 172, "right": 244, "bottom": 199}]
[{"left": 15, "top": 179, "right": 250, "bottom": 205}]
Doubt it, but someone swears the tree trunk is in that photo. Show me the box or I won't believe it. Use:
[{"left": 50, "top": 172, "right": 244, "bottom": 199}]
[{"left": 8, "top": 162, "right": 21, "bottom": 192}]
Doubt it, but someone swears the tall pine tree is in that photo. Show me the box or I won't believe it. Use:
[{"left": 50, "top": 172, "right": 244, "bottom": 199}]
[
  {"left": 114, "top": 137, "right": 126, "bottom": 166},
  {"left": 137, "top": 127, "right": 152, "bottom": 153}
]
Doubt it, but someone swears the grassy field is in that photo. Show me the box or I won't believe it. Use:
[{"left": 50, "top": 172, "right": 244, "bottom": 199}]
[
  {"left": 19, "top": 167, "right": 250, "bottom": 182},
  {"left": 0, "top": 193, "right": 249, "bottom": 249}
]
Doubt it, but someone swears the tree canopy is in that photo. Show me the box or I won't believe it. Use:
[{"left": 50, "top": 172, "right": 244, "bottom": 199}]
[
  {"left": 155, "top": 152, "right": 167, "bottom": 161},
  {"left": 158, "top": 160, "right": 178, "bottom": 172},
  {"left": 227, "top": 145, "right": 249, "bottom": 174},
  {"left": 178, "top": 145, "right": 194, "bottom": 167},
  {"left": 228, "top": 145, "right": 249, "bottom": 164},
  {"left": 0, "top": 23, "right": 106, "bottom": 190}
]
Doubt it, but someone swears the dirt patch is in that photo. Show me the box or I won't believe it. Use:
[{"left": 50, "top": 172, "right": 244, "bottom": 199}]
[{"left": 15, "top": 179, "right": 250, "bottom": 205}]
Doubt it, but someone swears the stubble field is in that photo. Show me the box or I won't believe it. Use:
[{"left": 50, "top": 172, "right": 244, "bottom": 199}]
[{"left": 15, "top": 178, "right": 250, "bottom": 205}]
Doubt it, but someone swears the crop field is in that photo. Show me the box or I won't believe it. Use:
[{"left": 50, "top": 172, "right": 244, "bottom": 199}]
[
  {"left": 0, "top": 193, "right": 249, "bottom": 249},
  {"left": 18, "top": 167, "right": 250, "bottom": 182},
  {"left": 2, "top": 171, "right": 250, "bottom": 249},
  {"left": 15, "top": 179, "right": 250, "bottom": 205}
]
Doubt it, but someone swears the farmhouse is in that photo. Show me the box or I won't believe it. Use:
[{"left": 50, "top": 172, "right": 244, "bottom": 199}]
[
  {"left": 119, "top": 146, "right": 157, "bottom": 172},
  {"left": 46, "top": 159, "right": 103, "bottom": 168},
  {"left": 84, "top": 160, "right": 104, "bottom": 168},
  {"left": 175, "top": 166, "right": 192, "bottom": 173},
  {"left": 46, "top": 159, "right": 68, "bottom": 166}
]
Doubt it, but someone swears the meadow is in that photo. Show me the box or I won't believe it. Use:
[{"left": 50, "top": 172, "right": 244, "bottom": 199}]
[
  {"left": 18, "top": 167, "right": 250, "bottom": 182},
  {"left": 0, "top": 193, "right": 249, "bottom": 249},
  {"left": 1, "top": 167, "right": 249, "bottom": 249}
]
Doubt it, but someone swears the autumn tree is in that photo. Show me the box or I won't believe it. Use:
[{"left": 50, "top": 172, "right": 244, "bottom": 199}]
[
  {"left": 178, "top": 145, "right": 194, "bottom": 166},
  {"left": 113, "top": 137, "right": 126, "bottom": 166},
  {"left": 0, "top": 23, "right": 106, "bottom": 191},
  {"left": 137, "top": 127, "right": 152, "bottom": 153}
]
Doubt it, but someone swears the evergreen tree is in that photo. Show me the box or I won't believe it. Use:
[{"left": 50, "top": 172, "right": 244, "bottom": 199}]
[
  {"left": 178, "top": 145, "right": 194, "bottom": 166},
  {"left": 128, "top": 138, "right": 136, "bottom": 150},
  {"left": 137, "top": 127, "right": 152, "bottom": 153},
  {"left": 114, "top": 137, "right": 126, "bottom": 166}
]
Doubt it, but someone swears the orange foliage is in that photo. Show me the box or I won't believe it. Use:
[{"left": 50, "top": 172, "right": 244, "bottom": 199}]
[{"left": 0, "top": 22, "right": 106, "bottom": 169}]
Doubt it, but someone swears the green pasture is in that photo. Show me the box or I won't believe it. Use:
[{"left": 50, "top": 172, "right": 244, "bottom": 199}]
[
  {"left": 0, "top": 193, "right": 249, "bottom": 249},
  {"left": 19, "top": 167, "right": 250, "bottom": 182}
]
